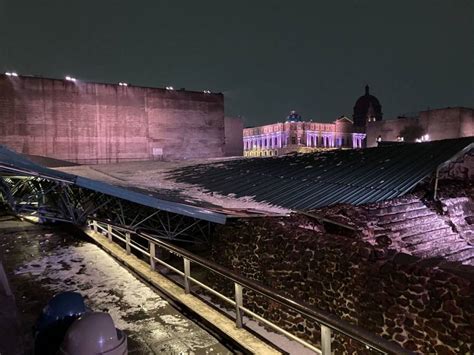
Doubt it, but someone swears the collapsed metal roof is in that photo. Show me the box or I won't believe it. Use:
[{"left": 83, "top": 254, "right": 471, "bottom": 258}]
[
  {"left": 169, "top": 137, "right": 474, "bottom": 210},
  {"left": 1, "top": 138, "right": 472, "bottom": 219},
  {"left": 75, "top": 177, "right": 226, "bottom": 223},
  {"left": 0, "top": 146, "right": 227, "bottom": 224},
  {"left": 0, "top": 148, "right": 75, "bottom": 183}
]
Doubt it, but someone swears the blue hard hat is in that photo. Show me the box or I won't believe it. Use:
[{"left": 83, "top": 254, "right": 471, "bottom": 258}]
[
  {"left": 34, "top": 292, "right": 87, "bottom": 355},
  {"left": 35, "top": 291, "right": 86, "bottom": 332}
]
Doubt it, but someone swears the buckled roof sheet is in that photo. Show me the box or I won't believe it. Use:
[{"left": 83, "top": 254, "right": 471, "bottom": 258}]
[{"left": 169, "top": 137, "right": 474, "bottom": 210}]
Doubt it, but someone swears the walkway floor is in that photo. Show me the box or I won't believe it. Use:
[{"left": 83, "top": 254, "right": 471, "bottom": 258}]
[
  {"left": 0, "top": 283, "right": 23, "bottom": 355},
  {"left": 0, "top": 217, "right": 233, "bottom": 354}
]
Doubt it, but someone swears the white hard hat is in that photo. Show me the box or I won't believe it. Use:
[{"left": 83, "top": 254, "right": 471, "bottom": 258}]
[{"left": 59, "top": 312, "right": 127, "bottom": 355}]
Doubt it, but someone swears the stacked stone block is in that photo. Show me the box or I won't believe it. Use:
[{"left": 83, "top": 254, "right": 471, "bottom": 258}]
[{"left": 211, "top": 215, "right": 474, "bottom": 354}]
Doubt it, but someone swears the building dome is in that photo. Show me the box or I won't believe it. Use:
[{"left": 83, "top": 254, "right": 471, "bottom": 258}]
[
  {"left": 353, "top": 85, "right": 383, "bottom": 127},
  {"left": 286, "top": 110, "right": 302, "bottom": 122}
]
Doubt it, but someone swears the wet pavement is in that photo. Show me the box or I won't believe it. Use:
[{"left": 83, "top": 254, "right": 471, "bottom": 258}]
[{"left": 0, "top": 216, "right": 233, "bottom": 354}]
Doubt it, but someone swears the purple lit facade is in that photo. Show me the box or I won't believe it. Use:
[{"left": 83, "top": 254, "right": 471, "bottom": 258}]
[{"left": 243, "top": 117, "right": 365, "bottom": 157}]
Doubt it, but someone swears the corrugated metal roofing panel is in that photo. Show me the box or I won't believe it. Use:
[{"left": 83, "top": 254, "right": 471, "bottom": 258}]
[
  {"left": 170, "top": 137, "right": 474, "bottom": 210},
  {"left": 0, "top": 146, "right": 76, "bottom": 182},
  {"left": 75, "top": 177, "right": 226, "bottom": 224},
  {"left": 0, "top": 145, "right": 227, "bottom": 224}
]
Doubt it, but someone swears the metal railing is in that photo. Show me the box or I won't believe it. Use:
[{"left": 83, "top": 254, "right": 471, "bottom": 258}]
[{"left": 89, "top": 219, "right": 409, "bottom": 355}]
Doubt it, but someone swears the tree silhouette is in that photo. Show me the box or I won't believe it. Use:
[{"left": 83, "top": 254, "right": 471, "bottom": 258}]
[{"left": 399, "top": 124, "right": 426, "bottom": 142}]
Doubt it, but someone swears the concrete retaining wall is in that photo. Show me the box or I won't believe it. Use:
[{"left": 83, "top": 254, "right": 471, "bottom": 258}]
[
  {"left": 0, "top": 75, "right": 225, "bottom": 163},
  {"left": 224, "top": 116, "right": 243, "bottom": 156}
]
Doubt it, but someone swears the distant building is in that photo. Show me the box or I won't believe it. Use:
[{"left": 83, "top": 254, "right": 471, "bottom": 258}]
[
  {"left": 243, "top": 112, "right": 365, "bottom": 157},
  {"left": 353, "top": 85, "right": 383, "bottom": 128},
  {"left": 366, "top": 107, "right": 474, "bottom": 147},
  {"left": 224, "top": 116, "right": 243, "bottom": 156}
]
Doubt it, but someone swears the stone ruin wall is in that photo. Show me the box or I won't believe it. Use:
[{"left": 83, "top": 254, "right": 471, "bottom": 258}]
[
  {"left": 443, "top": 197, "right": 474, "bottom": 244},
  {"left": 439, "top": 148, "right": 474, "bottom": 181},
  {"left": 210, "top": 215, "right": 474, "bottom": 354}
]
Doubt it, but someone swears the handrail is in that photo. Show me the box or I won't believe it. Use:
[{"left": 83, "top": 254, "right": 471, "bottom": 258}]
[{"left": 90, "top": 218, "right": 410, "bottom": 355}]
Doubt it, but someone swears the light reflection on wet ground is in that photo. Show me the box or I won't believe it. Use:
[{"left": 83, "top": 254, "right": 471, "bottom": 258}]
[{"left": 0, "top": 217, "right": 233, "bottom": 354}]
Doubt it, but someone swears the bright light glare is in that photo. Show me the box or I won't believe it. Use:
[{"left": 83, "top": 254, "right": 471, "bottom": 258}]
[
  {"left": 417, "top": 134, "right": 430, "bottom": 143},
  {"left": 65, "top": 76, "right": 76, "bottom": 82},
  {"left": 5, "top": 72, "right": 18, "bottom": 77},
  {"left": 166, "top": 86, "right": 174, "bottom": 90},
  {"left": 203, "top": 90, "right": 211, "bottom": 94},
  {"left": 119, "top": 82, "right": 128, "bottom": 86}
]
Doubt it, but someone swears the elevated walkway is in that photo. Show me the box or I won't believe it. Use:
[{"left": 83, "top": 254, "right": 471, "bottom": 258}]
[
  {"left": 84, "top": 228, "right": 279, "bottom": 354},
  {"left": 0, "top": 219, "right": 246, "bottom": 354},
  {"left": 85, "top": 219, "right": 408, "bottom": 354}
]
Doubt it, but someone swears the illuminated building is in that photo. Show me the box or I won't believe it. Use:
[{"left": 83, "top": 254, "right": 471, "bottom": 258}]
[{"left": 243, "top": 111, "right": 366, "bottom": 157}]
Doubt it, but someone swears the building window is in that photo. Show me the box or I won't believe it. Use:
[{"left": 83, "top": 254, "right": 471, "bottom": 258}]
[
  {"left": 291, "top": 137, "right": 296, "bottom": 145},
  {"left": 341, "top": 138, "right": 345, "bottom": 146}
]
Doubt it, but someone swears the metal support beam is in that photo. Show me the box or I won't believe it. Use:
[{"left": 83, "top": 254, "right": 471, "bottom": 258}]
[
  {"left": 125, "top": 232, "right": 131, "bottom": 255},
  {"left": 107, "top": 224, "right": 113, "bottom": 241},
  {"left": 0, "top": 175, "right": 215, "bottom": 244},
  {"left": 321, "top": 325, "right": 332, "bottom": 355},
  {"left": 235, "top": 283, "right": 243, "bottom": 328},
  {"left": 183, "top": 258, "right": 191, "bottom": 294},
  {"left": 149, "top": 243, "right": 156, "bottom": 270},
  {"left": 433, "top": 167, "right": 440, "bottom": 200}
]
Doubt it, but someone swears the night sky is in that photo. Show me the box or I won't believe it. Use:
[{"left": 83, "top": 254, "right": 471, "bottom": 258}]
[{"left": 0, "top": 0, "right": 472, "bottom": 126}]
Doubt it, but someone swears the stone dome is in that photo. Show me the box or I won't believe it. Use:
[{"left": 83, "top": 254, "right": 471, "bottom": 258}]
[{"left": 353, "top": 85, "right": 383, "bottom": 127}]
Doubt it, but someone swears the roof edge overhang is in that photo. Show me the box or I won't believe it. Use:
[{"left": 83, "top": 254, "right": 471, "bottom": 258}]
[{"left": 0, "top": 146, "right": 227, "bottom": 225}]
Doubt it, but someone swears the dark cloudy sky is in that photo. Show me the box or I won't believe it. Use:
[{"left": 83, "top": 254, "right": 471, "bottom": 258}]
[{"left": 0, "top": 0, "right": 472, "bottom": 126}]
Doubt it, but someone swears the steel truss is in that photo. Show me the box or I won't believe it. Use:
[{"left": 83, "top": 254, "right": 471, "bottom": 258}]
[{"left": 0, "top": 174, "right": 214, "bottom": 244}]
